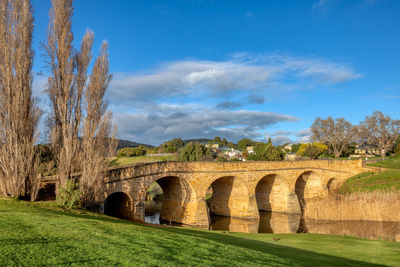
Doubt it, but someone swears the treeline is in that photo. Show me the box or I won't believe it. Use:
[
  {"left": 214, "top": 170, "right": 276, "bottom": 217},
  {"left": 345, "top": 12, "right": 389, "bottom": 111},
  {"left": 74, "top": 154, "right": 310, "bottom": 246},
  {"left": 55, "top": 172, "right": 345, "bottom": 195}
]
[
  {"left": 0, "top": 0, "right": 116, "bottom": 209},
  {"left": 117, "top": 110, "right": 400, "bottom": 162}
]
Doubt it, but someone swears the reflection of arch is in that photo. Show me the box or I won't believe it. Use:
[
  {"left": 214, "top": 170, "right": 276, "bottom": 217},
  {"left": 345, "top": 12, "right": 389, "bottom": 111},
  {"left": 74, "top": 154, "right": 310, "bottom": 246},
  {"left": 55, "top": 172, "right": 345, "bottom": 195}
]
[
  {"left": 104, "top": 192, "right": 133, "bottom": 219},
  {"left": 146, "top": 176, "right": 192, "bottom": 223},
  {"left": 208, "top": 176, "right": 235, "bottom": 217},
  {"left": 255, "top": 174, "right": 289, "bottom": 212},
  {"left": 295, "top": 171, "right": 324, "bottom": 209}
]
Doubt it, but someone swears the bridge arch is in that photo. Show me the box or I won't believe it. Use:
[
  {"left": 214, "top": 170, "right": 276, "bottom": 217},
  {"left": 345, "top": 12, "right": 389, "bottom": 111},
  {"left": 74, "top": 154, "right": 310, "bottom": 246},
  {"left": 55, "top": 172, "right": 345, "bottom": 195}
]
[
  {"left": 202, "top": 174, "right": 253, "bottom": 220},
  {"left": 104, "top": 192, "right": 133, "bottom": 219},
  {"left": 255, "top": 174, "right": 290, "bottom": 213},
  {"left": 145, "top": 175, "right": 195, "bottom": 223},
  {"left": 327, "top": 178, "right": 339, "bottom": 193},
  {"left": 207, "top": 176, "right": 235, "bottom": 217},
  {"left": 295, "top": 171, "right": 326, "bottom": 209}
]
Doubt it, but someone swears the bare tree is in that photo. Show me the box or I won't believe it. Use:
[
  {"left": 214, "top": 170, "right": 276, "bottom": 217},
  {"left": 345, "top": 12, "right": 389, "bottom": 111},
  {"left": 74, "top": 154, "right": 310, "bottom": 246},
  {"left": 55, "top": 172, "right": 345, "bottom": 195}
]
[
  {"left": 80, "top": 41, "right": 117, "bottom": 207},
  {"left": 0, "top": 0, "right": 40, "bottom": 199},
  {"left": 358, "top": 111, "right": 400, "bottom": 158},
  {"left": 45, "top": 0, "right": 82, "bottom": 192},
  {"left": 45, "top": 0, "right": 117, "bottom": 205},
  {"left": 311, "top": 117, "right": 354, "bottom": 158}
]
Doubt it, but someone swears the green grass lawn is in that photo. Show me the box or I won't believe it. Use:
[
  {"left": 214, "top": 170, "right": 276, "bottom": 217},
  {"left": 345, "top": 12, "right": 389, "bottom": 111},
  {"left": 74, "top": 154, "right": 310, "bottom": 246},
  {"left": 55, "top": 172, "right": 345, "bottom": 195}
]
[
  {"left": 368, "top": 154, "right": 400, "bottom": 170},
  {"left": 339, "top": 170, "right": 400, "bottom": 193},
  {"left": 0, "top": 199, "right": 399, "bottom": 266},
  {"left": 110, "top": 155, "right": 178, "bottom": 166},
  {"left": 337, "top": 155, "right": 400, "bottom": 193}
]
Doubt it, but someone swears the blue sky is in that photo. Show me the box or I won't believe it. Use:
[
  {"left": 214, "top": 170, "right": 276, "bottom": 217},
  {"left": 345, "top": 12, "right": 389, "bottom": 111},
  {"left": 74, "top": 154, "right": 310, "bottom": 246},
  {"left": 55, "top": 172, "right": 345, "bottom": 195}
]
[{"left": 31, "top": 0, "right": 400, "bottom": 145}]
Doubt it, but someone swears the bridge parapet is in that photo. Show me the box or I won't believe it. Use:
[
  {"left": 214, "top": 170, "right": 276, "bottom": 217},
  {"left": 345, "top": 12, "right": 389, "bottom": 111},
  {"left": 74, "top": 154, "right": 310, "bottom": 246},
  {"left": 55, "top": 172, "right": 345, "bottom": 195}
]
[{"left": 105, "top": 159, "right": 364, "bottom": 181}]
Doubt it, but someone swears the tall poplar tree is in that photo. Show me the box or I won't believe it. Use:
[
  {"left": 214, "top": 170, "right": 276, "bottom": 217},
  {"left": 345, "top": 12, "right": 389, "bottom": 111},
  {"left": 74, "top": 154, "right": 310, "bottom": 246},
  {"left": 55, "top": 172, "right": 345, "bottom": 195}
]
[{"left": 0, "top": 0, "right": 40, "bottom": 199}]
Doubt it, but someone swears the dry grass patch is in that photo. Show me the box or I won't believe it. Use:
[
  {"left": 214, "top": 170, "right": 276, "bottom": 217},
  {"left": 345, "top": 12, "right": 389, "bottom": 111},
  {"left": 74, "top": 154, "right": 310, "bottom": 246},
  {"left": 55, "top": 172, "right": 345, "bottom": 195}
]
[{"left": 304, "top": 191, "right": 400, "bottom": 222}]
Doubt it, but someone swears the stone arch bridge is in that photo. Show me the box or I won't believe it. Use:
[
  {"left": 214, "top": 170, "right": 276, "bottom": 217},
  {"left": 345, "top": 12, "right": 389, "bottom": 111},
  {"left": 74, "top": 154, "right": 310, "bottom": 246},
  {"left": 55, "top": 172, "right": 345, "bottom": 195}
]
[{"left": 99, "top": 160, "right": 365, "bottom": 227}]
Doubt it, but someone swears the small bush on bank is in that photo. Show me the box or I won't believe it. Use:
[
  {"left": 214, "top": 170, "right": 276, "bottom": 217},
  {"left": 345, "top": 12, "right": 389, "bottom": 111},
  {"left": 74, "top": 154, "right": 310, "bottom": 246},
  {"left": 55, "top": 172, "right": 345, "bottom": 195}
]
[{"left": 56, "top": 180, "right": 81, "bottom": 209}]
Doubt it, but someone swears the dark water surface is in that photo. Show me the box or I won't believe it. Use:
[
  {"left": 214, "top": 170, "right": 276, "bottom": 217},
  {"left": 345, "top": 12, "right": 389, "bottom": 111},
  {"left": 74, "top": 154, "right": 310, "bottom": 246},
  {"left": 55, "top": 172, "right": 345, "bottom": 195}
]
[{"left": 144, "top": 201, "right": 400, "bottom": 241}]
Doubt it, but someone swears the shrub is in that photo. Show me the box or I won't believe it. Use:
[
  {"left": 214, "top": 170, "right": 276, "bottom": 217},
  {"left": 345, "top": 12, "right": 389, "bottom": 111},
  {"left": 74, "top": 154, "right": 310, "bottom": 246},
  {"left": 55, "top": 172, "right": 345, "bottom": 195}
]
[
  {"left": 56, "top": 180, "right": 81, "bottom": 209},
  {"left": 217, "top": 157, "right": 228, "bottom": 162},
  {"left": 117, "top": 146, "right": 147, "bottom": 157}
]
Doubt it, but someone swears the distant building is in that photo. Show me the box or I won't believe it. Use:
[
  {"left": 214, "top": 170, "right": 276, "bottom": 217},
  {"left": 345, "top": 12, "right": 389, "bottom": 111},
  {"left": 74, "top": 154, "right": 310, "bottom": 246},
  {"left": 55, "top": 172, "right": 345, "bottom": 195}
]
[
  {"left": 354, "top": 145, "right": 380, "bottom": 156},
  {"left": 218, "top": 146, "right": 242, "bottom": 159},
  {"left": 246, "top": 146, "right": 254, "bottom": 154},
  {"left": 285, "top": 153, "right": 299, "bottom": 161},
  {"left": 284, "top": 144, "right": 293, "bottom": 152},
  {"left": 205, "top": 143, "right": 219, "bottom": 150}
]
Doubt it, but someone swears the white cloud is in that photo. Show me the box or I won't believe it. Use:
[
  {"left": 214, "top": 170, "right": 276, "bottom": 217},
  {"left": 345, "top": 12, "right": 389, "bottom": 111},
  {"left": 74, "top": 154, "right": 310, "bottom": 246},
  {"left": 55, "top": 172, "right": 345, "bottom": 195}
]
[
  {"left": 267, "top": 128, "right": 311, "bottom": 145},
  {"left": 115, "top": 105, "right": 298, "bottom": 145},
  {"left": 107, "top": 53, "right": 361, "bottom": 107},
  {"left": 104, "top": 53, "right": 361, "bottom": 144}
]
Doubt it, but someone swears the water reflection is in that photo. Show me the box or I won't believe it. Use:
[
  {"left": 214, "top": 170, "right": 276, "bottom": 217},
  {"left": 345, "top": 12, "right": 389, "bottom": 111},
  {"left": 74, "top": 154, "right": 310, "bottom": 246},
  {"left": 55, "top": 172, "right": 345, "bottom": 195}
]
[
  {"left": 306, "top": 220, "right": 400, "bottom": 242},
  {"left": 210, "top": 215, "right": 259, "bottom": 233},
  {"left": 144, "top": 200, "right": 400, "bottom": 241}
]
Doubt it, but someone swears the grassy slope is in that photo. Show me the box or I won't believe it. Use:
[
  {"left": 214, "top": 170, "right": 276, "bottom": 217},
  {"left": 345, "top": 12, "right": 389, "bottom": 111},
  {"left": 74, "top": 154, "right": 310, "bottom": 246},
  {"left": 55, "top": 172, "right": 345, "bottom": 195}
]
[
  {"left": 339, "top": 155, "right": 400, "bottom": 193},
  {"left": 340, "top": 170, "right": 400, "bottom": 193},
  {"left": 110, "top": 155, "right": 177, "bottom": 166},
  {"left": 1, "top": 199, "right": 399, "bottom": 266},
  {"left": 368, "top": 155, "right": 400, "bottom": 170}
]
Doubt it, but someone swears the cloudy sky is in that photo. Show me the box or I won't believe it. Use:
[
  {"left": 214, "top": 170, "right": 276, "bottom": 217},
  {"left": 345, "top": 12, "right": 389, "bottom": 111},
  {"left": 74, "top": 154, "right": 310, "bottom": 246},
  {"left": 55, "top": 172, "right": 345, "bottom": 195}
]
[{"left": 31, "top": 0, "right": 400, "bottom": 145}]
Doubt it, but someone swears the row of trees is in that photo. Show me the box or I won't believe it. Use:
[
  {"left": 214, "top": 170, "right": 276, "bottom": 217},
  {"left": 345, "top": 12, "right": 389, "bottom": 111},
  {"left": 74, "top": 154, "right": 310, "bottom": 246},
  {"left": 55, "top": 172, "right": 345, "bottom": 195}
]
[
  {"left": 0, "top": 0, "right": 116, "bottom": 207},
  {"left": 311, "top": 111, "right": 400, "bottom": 158}
]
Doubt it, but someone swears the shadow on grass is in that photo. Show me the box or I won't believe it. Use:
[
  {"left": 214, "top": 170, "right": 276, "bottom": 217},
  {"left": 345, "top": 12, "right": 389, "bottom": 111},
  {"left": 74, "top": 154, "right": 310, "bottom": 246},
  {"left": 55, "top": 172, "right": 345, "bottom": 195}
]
[
  {"left": 154, "top": 226, "right": 386, "bottom": 267},
  {"left": 6, "top": 201, "right": 389, "bottom": 267}
]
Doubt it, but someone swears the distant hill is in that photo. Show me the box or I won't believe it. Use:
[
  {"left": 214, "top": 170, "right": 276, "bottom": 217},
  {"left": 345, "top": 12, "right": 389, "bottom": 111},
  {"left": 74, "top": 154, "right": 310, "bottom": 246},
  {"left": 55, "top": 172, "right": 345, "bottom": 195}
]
[{"left": 117, "top": 139, "right": 154, "bottom": 150}]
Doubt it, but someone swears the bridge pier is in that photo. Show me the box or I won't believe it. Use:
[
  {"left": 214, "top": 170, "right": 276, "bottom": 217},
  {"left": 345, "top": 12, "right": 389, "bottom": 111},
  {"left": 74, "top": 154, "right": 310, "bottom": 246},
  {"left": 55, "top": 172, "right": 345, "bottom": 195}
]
[
  {"left": 194, "top": 198, "right": 210, "bottom": 228},
  {"left": 287, "top": 192, "right": 302, "bottom": 213},
  {"left": 133, "top": 201, "right": 145, "bottom": 222}
]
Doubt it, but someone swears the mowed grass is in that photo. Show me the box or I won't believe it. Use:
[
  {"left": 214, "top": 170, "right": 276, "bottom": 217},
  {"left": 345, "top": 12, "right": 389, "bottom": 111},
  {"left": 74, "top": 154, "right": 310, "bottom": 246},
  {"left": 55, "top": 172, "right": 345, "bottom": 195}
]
[
  {"left": 1, "top": 199, "right": 400, "bottom": 266},
  {"left": 340, "top": 170, "right": 400, "bottom": 193},
  {"left": 368, "top": 154, "right": 400, "bottom": 170},
  {"left": 110, "top": 155, "right": 177, "bottom": 166},
  {"left": 339, "top": 155, "right": 400, "bottom": 193}
]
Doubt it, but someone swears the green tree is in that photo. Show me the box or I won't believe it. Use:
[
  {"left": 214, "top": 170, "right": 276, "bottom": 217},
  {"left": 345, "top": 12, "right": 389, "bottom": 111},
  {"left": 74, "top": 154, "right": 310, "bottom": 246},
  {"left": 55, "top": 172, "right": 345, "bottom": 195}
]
[
  {"left": 221, "top": 138, "right": 228, "bottom": 146},
  {"left": 158, "top": 138, "right": 184, "bottom": 153},
  {"left": 297, "top": 143, "right": 328, "bottom": 159},
  {"left": 213, "top": 136, "right": 222, "bottom": 145},
  {"left": 117, "top": 145, "right": 147, "bottom": 157},
  {"left": 247, "top": 142, "right": 283, "bottom": 161},
  {"left": 178, "top": 142, "right": 212, "bottom": 161},
  {"left": 237, "top": 138, "right": 256, "bottom": 152},
  {"left": 227, "top": 142, "right": 236, "bottom": 149},
  {"left": 291, "top": 144, "right": 301, "bottom": 153}
]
